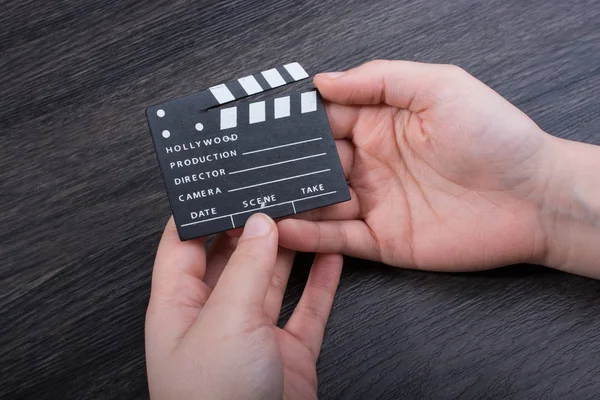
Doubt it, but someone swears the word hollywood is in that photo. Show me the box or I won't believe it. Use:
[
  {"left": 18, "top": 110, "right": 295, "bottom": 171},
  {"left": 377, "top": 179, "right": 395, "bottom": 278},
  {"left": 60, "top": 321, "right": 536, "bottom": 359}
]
[{"left": 165, "top": 134, "right": 238, "bottom": 153}]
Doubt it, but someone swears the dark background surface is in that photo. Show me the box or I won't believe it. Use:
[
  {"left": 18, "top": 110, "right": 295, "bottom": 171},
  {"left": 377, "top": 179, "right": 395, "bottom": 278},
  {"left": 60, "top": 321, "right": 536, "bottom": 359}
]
[{"left": 2, "top": 0, "right": 600, "bottom": 399}]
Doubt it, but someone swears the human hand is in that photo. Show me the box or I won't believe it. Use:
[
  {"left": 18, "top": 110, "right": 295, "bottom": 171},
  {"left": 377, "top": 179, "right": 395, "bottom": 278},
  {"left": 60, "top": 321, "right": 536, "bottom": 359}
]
[
  {"left": 278, "top": 60, "right": 557, "bottom": 271},
  {"left": 145, "top": 213, "right": 342, "bottom": 400}
]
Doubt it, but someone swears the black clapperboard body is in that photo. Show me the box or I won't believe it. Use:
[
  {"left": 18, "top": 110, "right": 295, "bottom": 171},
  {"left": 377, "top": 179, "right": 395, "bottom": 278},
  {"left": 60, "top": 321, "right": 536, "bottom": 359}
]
[{"left": 146, "top": 62, "right": 351, "bottom": 240}]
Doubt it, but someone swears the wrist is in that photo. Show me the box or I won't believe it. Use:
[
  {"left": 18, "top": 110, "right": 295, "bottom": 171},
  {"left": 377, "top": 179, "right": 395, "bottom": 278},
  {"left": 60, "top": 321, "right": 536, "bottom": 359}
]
[{"left": 538, "top": 135, "right": 600, "bottom": 277}]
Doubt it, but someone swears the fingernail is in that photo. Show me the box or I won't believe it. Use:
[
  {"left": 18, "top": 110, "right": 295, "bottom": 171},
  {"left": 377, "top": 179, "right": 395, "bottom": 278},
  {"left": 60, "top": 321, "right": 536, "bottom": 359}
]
[
  {"left": 242, "top": 213, "right": 272, "bottom": 238},
  {"left": 319, "top": 71, "right": 345, "bottom": 79}
]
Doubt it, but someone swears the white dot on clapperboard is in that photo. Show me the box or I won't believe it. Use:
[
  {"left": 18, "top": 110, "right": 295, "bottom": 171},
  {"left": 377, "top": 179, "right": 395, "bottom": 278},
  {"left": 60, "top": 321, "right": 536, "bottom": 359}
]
[
  {"left": 195, "top": 123, "right": 204, "bottom": 131},
  {"left": 157, "top": 109, "right": 165, "bottom": 117},
  {"left": 162, "top": 130, "right": 170, "bottom": 138}
]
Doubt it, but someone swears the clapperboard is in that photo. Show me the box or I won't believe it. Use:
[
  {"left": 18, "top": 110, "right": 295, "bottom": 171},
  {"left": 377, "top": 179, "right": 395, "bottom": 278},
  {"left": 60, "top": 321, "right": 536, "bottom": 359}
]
[{"left": 146, "top": 62, "right": 351, "bottom": 240}]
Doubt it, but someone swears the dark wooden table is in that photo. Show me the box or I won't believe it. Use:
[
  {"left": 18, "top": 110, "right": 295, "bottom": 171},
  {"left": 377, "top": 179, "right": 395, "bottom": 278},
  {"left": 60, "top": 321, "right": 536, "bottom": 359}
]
[{"left": 2, "top": 1, "right": 600, "bottom": 398}]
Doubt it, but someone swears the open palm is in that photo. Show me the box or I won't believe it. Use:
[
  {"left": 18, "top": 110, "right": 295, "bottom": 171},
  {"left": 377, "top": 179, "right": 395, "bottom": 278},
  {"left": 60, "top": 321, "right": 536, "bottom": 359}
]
[{"left": 278, "top": 60, "right": 554, "bottom": 271}]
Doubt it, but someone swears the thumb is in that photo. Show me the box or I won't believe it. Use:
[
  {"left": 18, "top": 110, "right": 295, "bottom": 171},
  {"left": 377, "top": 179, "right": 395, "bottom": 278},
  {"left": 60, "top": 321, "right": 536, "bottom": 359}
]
[
  {"left": 314, "top": 59, "right": 446, "bottom": 110},
  {"left": 207, "top": 213, "right": 279, "bottom": 310}
]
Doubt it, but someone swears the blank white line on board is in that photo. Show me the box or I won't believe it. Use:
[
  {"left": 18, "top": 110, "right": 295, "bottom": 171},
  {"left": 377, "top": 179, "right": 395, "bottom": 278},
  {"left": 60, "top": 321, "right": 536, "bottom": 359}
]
[
  {"left": 242, "top": 137, "right": 323, "bottom": 155},
  {"left": 228, "top": 169, "right": 331, "bottom": 192},
  {"left": 229, "top": 153, "right": 326, "bottom": 175}
]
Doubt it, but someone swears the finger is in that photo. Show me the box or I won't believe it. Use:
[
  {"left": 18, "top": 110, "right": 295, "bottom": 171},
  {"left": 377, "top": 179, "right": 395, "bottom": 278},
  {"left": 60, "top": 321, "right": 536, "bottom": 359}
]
[
  {"left": 263, "top": 247, "right": 295, "bottom": 324},
  {"left": 315, "top": 60, "right": 445, "bottom": 111},
  {"left": 325, "top": 102, "right": 361, "bottom": 139},
  {"left": 284, "top": 253, "right": 343, "bottom": 361},
  {"left": 207, "top": 213, "right": 279, "bottom": 312},
  {"left": 335, "top": 139, "right": 354, "bottom": 179},
  {"left": 146, "top": 217, "right": 209, "bottom": 355},
  {"left": 204, "top": 233, "right": 238, "bottom": 289},
  {"left": 277, "top": 219, "right": 380, "bottom": 261}
]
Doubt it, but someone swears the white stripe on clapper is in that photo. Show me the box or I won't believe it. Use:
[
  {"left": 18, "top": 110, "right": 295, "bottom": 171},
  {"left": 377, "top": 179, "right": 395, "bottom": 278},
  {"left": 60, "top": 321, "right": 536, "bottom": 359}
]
[
  {"left": 284, "top": 62, "right": 309, "bottom": 81},
  {"left": 301, "top": 91, "right": 317, "bottom": 113},
  {"left": 238, "top": 75, "right": 263, "bottom": 95},
  {"left": 261, "top": 68, "right": 286, "bottom": 88},
  {"left": 274, "top": 96, "right": 290, "bottom": 119},
  {"left": 209, "top": 84, "right": 235, "bottom": 104},
  {"left": 249, "top": 101, "right": 266, "bottom": 124},
  {"left": 220, "top": 107, "right": 237, "bottom": 130}
]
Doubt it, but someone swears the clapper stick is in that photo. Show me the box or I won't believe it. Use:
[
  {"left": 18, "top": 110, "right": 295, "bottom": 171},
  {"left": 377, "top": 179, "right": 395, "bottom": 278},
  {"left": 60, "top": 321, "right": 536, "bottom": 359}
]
[{"left": 146, "top": 62, "right": 351, "bottom": 240}]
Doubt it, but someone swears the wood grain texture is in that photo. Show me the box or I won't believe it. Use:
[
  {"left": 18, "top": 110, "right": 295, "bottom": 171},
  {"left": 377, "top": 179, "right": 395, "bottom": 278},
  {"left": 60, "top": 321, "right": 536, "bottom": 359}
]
[{"left": 1, "top": 0, "right": 599, "bottom": 399}]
